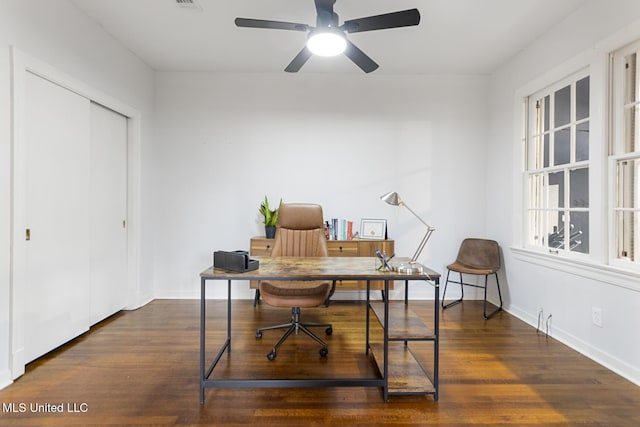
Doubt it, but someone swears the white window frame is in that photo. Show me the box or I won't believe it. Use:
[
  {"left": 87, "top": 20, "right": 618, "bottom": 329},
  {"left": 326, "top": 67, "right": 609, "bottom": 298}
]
[
  {"left": 523, "top": 69, "right": 591, "bottom": 260},
  {"left": 609, "top": 40, "right": 640, "bottom": 270},
  {"left": 511, "top": 32, "right": 640, "bottom": 293}
]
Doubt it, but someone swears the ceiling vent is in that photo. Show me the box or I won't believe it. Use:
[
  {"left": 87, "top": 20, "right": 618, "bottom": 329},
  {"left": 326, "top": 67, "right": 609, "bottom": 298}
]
[{"left": 175, "top": 0, "right": 202, "bottom": 11}]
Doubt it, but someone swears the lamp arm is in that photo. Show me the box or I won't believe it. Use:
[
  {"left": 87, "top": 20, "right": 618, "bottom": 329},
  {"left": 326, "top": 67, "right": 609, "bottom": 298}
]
[
  {"left": 411, "top": 228, "right": 434, "bottom": 263},
  {"left": 399, "top": 202, "right": 435, "bottom": 263},
  {"left": 400, "top": 202, "right": 433, "bottom": 229}
]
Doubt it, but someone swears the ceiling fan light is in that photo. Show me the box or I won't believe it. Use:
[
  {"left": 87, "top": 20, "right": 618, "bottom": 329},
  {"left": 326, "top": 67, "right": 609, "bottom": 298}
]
[{"left": 307, "top": 31, "right": 346, "bottom": 57}]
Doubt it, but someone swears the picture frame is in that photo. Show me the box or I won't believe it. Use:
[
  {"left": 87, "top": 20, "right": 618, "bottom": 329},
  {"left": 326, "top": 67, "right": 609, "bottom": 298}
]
[{"left": 360, "top": 219, "right": 387, "bottom": 240}]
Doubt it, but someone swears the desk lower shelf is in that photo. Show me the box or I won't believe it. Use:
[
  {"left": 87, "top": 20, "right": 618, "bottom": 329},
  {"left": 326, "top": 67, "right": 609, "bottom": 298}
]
[
  {"left": 369, "top": 301, "right": 436, "bottom": 396},
  {"left": 369, "top": 302, "right": 435, "bottom": 339},
  {"left": 369, "top": 343, "right": 435, "bottom": 395}
]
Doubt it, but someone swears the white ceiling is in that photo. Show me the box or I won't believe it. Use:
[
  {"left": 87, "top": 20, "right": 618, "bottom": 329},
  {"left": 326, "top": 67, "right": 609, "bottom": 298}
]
[{"left": 70, "top": 0, "right": 585, "bottom": 75}]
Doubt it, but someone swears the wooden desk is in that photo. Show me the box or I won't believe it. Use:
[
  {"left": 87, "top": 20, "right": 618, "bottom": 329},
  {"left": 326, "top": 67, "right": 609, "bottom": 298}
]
[
  {"left": 249, "top": 237, "right": 395, "bottom": 291},
  {"left": 199, "top": 256, "right": 440, "bottom": 403}
]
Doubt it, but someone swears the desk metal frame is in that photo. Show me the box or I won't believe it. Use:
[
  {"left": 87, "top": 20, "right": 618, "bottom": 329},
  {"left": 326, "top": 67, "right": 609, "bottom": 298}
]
[{"left": 199, "top": 256, "right": 439, "bottom": 403}]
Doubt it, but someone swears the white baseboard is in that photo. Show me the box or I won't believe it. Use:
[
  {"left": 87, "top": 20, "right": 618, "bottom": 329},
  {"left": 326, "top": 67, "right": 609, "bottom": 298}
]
[
  {"left": 125, "top": 293, "right": 154, "bottom": 311},
  {"left": 0, "top": 368, "right": 13, "bottom": 390},
  {"left": 507, "top": 304, "right": 640, "bottom": 387}
]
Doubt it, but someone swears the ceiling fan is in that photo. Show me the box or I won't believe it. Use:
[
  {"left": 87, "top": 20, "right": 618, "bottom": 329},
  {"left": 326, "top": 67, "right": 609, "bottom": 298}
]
[{"left": 235, "top": 0, "right": 420, "bottom": 73}]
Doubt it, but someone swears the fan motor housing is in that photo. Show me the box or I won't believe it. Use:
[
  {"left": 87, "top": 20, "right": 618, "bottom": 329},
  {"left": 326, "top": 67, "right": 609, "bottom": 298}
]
[{"left": 317, "top": 10, "right": 339, "bottom": 28}]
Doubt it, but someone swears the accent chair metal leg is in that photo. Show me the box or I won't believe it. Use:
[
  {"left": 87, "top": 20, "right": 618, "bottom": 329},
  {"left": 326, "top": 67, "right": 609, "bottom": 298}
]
[
  {"left": 483, "top": 272, "right": 503, "bottom": 319},
  {"left": 442, "top": 269, "right": 464, "bottom": 309},
  {"left": 253, "top": 289, "right": 261, "bottom": 307}
]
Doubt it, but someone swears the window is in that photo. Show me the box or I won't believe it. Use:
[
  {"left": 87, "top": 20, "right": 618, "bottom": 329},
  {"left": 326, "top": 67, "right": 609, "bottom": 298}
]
[
  {"left": 517, "top": 38, "right": 640, "bottom": 281},
  {"left": 524, "top": 71, "right": 590, "bottom": 256},
  {"left": 611, "top": 42, "right": 640, "bottom": 265}
]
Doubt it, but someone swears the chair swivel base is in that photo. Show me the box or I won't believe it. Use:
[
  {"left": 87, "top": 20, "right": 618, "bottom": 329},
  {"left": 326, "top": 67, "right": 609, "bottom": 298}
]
[{"left": 256, "top": 307, "right": 332, "bottom": 360}]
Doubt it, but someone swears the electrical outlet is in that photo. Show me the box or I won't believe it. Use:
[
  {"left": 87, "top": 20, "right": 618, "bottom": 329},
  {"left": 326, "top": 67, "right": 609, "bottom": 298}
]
[{"left": 592, "top": 307, "right": 603, "bottom": 327}]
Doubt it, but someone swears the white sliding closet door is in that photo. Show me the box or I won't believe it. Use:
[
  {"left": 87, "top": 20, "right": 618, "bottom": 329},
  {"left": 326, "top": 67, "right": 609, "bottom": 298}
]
[
  {"left": 89, "top": 102, "right": 128, "bottom": 324},
  {"left": 22, "top": 71, "right": 91, "bottom": 363},
  {"left": 11, "top": 51, "right": 137, "bottom": 378}
]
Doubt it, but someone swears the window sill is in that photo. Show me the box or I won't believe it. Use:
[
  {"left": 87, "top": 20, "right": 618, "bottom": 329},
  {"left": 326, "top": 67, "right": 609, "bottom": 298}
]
[{"left": 510, "top": 247, "right": 640, "bottom": 293}]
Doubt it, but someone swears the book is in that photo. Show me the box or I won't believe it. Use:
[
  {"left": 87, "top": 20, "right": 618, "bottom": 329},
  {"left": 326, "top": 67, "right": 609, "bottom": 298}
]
[{"left": 325, "top": 218, "right": 354, "bottom": 240}]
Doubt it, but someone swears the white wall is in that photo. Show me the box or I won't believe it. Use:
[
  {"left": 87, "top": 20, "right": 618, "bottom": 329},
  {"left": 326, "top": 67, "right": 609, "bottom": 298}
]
[
  {"left": 153, "top": 72, "right": 490, "bottom": 300},
  {"left": 0, "top": 0, "right": 155, "bottom": 388},
  {"left": 487, "top": 0, "right": 640, "bottom": 385}
]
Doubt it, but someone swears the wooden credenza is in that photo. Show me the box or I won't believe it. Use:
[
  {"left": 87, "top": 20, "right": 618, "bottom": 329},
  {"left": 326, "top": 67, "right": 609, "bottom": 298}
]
[{"left": 249, "top": 236, "right": 394, "bottom": 291}]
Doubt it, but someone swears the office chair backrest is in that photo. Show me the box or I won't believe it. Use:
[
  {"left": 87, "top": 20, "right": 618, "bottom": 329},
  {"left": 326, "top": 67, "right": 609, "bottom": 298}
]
[
  {"left": 456, "top": 238, "right": 500, "bottom": 271},
  {"left": 271, "top": 203, "right": 328, "bottom": 257}
]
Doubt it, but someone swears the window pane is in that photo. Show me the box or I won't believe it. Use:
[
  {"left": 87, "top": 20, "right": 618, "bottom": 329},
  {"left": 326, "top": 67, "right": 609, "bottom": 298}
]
[
  {"left": 529, "top": 174, "right": 544, "bottom": 209},
  {"left": 535, "top": 96, "right": 551, "bottom": 133},
  {"left": 554, "top": 128, "right": 570, "bottom": 165},
  {"left": 528, "top": 210, "right": 545, "bottom": 247},
  {"left": 544, "top": 95, "right": 550, "bottom": 132},
  {"left": 535, "top": 97, "right": 545, "bottom": 134},
  {"left": 616, "top": 159, "right": 639, "bottom": 209},
  {"left": 529, "top": 134, "right": 546, "bottom": 170},
  {"left": 624, "top": 105, "right": 639, "bottom": 153},
  {"left": 569, "top": 212, "right": 589, "bottom": 254},
  {"left": 615, "top": 210, "right": 637, "bottom": 261},
  {"left": 570, "top": 168, "right": 589, "bottom": 208},
  {"left": 544, "top": 133, "right": 550, "bottom": 167},
  {"left": 547, "top": 211, "right": 565, "bottom": 249},
  {"left": 548, "top": 171, "right": 564, "bottom": 209},
  {"left": 554, "top": 85, "right": 571, "bottom": 127},
  {"left": 576, "top": 76, "right": 590, "bottom": 120},
  {"left": 625, "top": 52, "right": 637, "bottom": 105},
  {"left": 576, "top": 121, "right": 589, "bottom": 161},
  {"left": 529, "top": 134, "right": 539, "bottom": 170}
]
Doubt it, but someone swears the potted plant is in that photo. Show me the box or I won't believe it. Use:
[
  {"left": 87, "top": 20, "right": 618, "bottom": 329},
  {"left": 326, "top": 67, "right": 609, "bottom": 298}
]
[{"left": 259, "top": 196, "right": 281, "bottom": 238}]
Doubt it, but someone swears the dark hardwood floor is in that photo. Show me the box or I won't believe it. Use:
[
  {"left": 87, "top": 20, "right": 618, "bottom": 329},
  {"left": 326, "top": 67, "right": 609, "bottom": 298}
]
[{"left": 1, "top": 299, "right": 639, "bottom": 426}]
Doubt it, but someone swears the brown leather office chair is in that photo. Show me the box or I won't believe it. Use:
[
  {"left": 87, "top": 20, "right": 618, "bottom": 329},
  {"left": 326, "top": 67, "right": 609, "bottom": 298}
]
[
  {"left": 255, "top": 203, "right": 333, "bottom": 360},
  {"left": 441, "top": 238, "right": 503, "bottom": 319}
]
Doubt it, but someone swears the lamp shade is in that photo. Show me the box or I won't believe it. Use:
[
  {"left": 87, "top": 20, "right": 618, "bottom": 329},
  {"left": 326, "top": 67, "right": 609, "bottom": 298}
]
[
  {"left": 307, "top": 30, "right": 346, "bottom": 57},
  {"left": 380, "top": 191, "right": 401, "bottom": 206}
]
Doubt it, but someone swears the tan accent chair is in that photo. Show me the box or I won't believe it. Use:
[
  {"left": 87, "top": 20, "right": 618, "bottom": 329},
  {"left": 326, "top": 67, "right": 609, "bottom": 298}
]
[
  {"left": 256, "top": 203, "right": 333, "bottom": 360},
  {"left": 441, "top": 238, "right": 503, "bottom": 319}
]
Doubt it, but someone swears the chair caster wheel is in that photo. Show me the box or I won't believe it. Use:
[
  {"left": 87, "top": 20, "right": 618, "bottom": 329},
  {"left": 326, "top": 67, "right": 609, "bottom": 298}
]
[
  {"left": 256, "top": 331, "right": 262, "bottom": 339},
  {"left": 325, "top": 327, "right": 333, "bottom": 335},
  {"left": 319, "top": 347, "right": 328, "bottom": 357},
  {"left": 267, "top": 351, "right": 276, "bottom": 361}
]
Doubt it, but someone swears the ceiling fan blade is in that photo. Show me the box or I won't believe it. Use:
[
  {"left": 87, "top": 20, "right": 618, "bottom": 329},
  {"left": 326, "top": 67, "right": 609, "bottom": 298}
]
[
  {"left": 344, "top": 40, "right": 378, "bottom": 73},
  {"left": 284, "top": 46, "right": 313, "bottom": 73},
  {"left": 342, "top": 9, "right": 420, "bottom": 33},
  {"left": 235, "top": 18, "right": 309, "bottom": 32}
]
